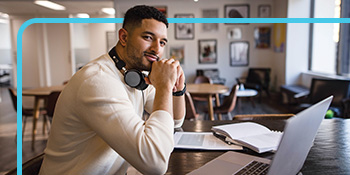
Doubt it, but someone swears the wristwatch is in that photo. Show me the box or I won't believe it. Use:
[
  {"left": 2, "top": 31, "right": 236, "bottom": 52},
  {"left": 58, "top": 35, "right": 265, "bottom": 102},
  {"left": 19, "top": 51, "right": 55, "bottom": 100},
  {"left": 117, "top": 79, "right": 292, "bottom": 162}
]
[{"left": 173, "top": 83, "right": 186, "bottom": 96}]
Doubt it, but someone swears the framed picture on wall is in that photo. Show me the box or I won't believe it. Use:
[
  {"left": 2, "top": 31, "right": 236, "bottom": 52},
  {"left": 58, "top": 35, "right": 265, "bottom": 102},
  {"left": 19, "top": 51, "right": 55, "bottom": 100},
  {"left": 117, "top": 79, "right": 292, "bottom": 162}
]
[
  {"left": 254, "top": 27, "right": 271, "bottom": 48},
  {"left": 227, "top": 27, "right": 242, "bottom": 39},
  {"left": 175, "top": 14, "right": 195, "bottom": 40},
  {"left": 202, "top": 9, "right": 219, "bottom": 32},
  {"left": 154, "top": 6, "right": 167, "bottom": 17},
  {"left": 198, "top": 39, "right": 217, "bottom": 64},
  {"left": 224, "top": 4, "right": 249, "bottom": 24},
  {"left": 230, "top": 41, "right": 249, "bottom": 66},
  {"left": 169, "top": 45, "right": 185, "bottom": 64},
  {"left": 258, "top": 5, "right": 271, "bottom": 18}
]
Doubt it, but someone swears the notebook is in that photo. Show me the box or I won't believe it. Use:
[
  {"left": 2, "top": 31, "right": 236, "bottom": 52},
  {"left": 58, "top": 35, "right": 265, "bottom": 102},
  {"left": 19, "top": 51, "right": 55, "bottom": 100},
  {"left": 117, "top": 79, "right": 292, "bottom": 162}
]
[{"left": 188, "top": 96, "right": 333, "bottom": 175}]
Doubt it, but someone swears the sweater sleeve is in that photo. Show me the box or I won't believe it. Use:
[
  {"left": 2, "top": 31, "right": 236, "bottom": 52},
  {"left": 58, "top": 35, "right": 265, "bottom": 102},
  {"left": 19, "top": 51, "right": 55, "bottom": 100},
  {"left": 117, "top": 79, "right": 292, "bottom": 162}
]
[
  {"left": 144, "top": 86, "right": 185, "bottom": 128},
  {"left": 75, "top": 70, "right": 174, "bottom": 175}
]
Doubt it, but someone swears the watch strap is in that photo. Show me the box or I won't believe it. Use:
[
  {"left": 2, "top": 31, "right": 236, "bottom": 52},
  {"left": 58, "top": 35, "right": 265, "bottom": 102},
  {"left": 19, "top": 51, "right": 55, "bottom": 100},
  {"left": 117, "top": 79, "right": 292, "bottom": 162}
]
[{"left": 173, "top": 83, "right": 186, "bottom": 96}]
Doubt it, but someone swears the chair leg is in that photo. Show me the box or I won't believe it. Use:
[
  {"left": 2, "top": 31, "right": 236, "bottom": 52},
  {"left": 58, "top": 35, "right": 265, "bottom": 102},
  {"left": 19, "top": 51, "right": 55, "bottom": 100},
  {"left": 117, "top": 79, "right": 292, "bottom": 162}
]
[
  {"left": 22, "top": 116, "right": 27, "bottom": 140},
  {"left": 217, "top": 113, "right": 222, "bottom": 120},
  {"left": 43, "top": 115, "right": 46, "bottom": 134},
  {"left": 44, "top": 115, "right": 51, "bottom": 134}
]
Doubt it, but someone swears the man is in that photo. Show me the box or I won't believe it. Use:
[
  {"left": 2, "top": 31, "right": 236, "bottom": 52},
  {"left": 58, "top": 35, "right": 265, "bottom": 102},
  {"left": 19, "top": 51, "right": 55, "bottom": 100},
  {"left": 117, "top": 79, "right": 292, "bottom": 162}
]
[{"left": 39, "top": 5, "right": 186, "bottom": 175}]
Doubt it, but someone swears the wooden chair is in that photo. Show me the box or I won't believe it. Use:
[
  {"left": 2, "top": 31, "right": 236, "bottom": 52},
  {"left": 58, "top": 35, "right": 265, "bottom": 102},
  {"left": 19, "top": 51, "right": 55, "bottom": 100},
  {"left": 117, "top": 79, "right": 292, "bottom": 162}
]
[
  {"left": 191, "top": 75, "right": 213, "bottom": 102},
  {"left": 43, "top": 91, "right": 61, "bottom": 130},
  {"left": 5, "top": 153, "right": 44, "bottom": 175},
  {"left": 233, "top": 113, "right": 295, "bottom": 120},
  {"left": 212, "top": 84, "right": 239, "bottom": 120},
  {"left": 185, "top": 92, "right": 199, "bottom": 120},
  {"left": 8, "top": 88, "right": 48, "bottom": 138},
  {"left": 45, "top": 91, "right": 61, "bottom": 118}
]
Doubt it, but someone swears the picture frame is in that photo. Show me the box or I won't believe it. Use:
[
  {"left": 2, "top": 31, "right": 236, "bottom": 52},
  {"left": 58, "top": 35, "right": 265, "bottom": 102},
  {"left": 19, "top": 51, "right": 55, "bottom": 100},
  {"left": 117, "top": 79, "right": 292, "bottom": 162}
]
[
  {"left": 154, "top": 6, "right": 167, "bottom": 17},
  {"left": 230, "top": 41, "right": 249, "bottom": 66},
  {"left": 169, "top": 45, "right": 185, "bottom": 64},
  {"left": 224, "top": 4, "right": 249, "bottom": 24},
  {"left": 258, "top": 5, "right": 271, "bottom": 18},
  {"left": 202, "top": 9, "right": 219, "bottom": 32},
  {"left": 198, "top": 39, "right": 217, "bottom": 64},
  {"left": 227, "top": 27, "right": 242, "bottom": 40},
  {"left": 254, "top": 27, "right": 271, "bottom": 49},
  {"left": 175, "top": 14, "right": 195, "bottom": 40}
]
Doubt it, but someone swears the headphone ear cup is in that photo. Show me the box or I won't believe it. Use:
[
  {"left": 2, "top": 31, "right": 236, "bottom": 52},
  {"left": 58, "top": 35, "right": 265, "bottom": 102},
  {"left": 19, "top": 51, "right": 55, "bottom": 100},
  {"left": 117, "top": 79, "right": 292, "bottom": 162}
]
[
  {"left": 124, "top": 70, "right": 148, "bottom": 90},
  {"left": 137, "top": 74, "right": 149, "bottom": 90}
]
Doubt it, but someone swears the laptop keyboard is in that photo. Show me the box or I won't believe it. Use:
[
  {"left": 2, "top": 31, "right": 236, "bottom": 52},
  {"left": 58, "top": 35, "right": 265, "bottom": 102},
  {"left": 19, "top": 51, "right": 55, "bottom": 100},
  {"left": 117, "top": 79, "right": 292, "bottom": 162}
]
[{"left": 234, "top": 160, "right": 269, "bottom": 175}]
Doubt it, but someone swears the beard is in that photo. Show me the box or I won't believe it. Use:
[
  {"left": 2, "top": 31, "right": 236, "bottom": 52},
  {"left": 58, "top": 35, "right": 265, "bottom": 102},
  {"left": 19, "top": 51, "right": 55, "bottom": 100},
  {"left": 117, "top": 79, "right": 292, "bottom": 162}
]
[{"left": 125, "top": 46, "right": 152, "bottom": 72}]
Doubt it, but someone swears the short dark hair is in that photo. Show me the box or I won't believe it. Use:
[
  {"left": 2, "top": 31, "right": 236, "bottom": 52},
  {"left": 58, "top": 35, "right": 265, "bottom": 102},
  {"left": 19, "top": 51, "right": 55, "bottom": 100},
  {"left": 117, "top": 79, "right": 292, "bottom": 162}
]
[{"left": 123, "top": 5, "right": 168, "bottom": 32}]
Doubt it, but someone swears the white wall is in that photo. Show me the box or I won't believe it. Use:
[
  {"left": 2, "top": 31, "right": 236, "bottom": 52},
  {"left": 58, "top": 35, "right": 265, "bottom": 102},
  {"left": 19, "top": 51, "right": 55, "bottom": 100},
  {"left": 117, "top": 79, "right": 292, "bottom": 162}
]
[
  {"left": 89, "top": 14, "right": 116, "bottom": 60},
  {"left": 11, "top": 17, "right": 41, "bottom": 88},
  {"left": 10, "top": 14, "right": 71, "bottom": 88},
  {"left": 46, "top": 23, "right": 71, "bottom": 85},
  {"left": 311, "top": 0, "right": 337, "bottom": 74},
  {"left": 285, "top": 0, "right": 311, "bottom": 85},
  {"left": 0, "top": 21, "right": 12, "bottom": 65}
]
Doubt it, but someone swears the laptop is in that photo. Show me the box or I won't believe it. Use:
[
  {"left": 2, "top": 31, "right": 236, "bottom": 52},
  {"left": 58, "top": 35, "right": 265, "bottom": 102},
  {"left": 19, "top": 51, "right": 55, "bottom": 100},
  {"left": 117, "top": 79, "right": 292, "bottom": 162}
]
[{"left": 188, "top": 96, "right": 333, "bottom": 175}]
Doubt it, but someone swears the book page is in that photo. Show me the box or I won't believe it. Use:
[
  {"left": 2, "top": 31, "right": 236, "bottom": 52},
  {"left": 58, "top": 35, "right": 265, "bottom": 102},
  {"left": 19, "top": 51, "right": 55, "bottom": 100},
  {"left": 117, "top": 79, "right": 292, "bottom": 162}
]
[
  {"left": 235, "top": 132, "right": 283, "bottom": 153},
  {"left": 212, "top": 122, "right": 273, "bottom": 139},
  {"left": 174, "top": 132, "right": 242, "bottom": 150}
]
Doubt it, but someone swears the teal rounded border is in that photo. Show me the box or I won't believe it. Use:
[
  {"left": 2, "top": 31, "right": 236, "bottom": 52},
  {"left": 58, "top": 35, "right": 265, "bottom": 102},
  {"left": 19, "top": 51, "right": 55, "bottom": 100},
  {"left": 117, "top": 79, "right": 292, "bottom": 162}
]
[{"left": 16, "top": 17, "right": 348, "bottom": 175}]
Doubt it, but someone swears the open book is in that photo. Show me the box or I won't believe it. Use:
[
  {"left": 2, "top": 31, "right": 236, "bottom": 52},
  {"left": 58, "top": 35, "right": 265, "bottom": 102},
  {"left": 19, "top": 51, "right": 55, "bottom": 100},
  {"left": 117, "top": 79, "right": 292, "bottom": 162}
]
[
  {"left": 211, "top": 122, "right": 283, "bottom": 153},
  {"left": 174, "top": 132, "right": 242, "bottom": 150}
]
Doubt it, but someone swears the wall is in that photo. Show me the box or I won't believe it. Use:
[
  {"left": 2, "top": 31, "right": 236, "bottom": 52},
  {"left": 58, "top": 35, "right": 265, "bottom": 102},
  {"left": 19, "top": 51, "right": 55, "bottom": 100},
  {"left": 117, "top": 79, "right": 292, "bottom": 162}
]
[
  {"left": 8, "top": 0, "right": 288, "bottom": 90},
  {"left": 10, "top": 14, "right": 71, "bottom": 88},
  {"left": 46, "top": 23, "right": 71, "bottom": 85},
  {"left": 114, "top": 0, "right": 285, "bottom": 90},
  {"left": 285, "top": 0, "right": 311, "bottom": 85},
  {"left": 311, "top": 0, "right": 337, "bottom": 74},
  {"left": 0, "top": 22, "right": 11, "bottom": 64},
  {"left": 89, "top": 14, "right": 116, "bottom": 60}
]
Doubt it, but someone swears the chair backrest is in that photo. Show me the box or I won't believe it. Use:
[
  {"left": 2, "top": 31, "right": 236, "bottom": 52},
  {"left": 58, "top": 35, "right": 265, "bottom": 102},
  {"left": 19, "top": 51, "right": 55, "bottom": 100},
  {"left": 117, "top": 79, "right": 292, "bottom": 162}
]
[
  {"left": 8, "top": 88, "right": 17, "bottom": 111},
  {"left": 184, "top": 92, "right": 199, "bottom": 120},
  {"left": 45, "top": 91, "right": 61, "bottom": 117},
  {"left": 5, "top": 153, "right": 44, "bottom": 175},
  {"left": 223, "top": 84, "right": 239, "bottom": 112},
  {"left": 214, "top": 84, "right": 239, "bottom": 114},
  {"left": 246, "top": 68, "right": 271, "bottom": 88},
  {"left": 194, "top": 75, "right": 212, "bottom": 84},
  {"left": 309, "top": 78, "right": 350, "bottom": 107}
]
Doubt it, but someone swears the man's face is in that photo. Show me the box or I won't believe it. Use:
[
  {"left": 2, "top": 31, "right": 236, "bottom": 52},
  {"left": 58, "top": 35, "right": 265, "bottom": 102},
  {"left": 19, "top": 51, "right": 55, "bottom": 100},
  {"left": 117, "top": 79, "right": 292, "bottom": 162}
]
[{"left": 124, "top": 19, "right": 168, "bottom": 71}]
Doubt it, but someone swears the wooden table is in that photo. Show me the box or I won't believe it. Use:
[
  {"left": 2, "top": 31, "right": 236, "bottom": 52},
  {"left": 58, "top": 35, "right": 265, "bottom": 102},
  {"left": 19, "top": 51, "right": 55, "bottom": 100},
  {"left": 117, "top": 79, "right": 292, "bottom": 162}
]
[
  {"left": 21, "top": 85, "right": 65, "bottom": 149},
  {"left": 166, "top": 119, "right": 350, "bottom": 175},
  {"left": 187, "top": 83, "right": 229, "bottom": 120}
]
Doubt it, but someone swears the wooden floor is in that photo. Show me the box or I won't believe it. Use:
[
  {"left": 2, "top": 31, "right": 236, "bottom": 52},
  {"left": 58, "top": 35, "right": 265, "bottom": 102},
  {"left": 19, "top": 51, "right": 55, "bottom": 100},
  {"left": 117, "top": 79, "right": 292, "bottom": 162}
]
[
  {"left": 0, "top": 87, "right": 48, "bottom": 174},
  {"left": 0, "top": 87, "right": 290, "bottom": 174}
]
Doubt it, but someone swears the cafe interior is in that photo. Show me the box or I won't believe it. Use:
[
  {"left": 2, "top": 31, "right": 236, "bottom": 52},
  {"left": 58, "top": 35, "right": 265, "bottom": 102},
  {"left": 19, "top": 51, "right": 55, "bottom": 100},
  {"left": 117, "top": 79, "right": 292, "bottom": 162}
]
[{"left": 0, "top": 0, "right": 350, "bottom": 174}]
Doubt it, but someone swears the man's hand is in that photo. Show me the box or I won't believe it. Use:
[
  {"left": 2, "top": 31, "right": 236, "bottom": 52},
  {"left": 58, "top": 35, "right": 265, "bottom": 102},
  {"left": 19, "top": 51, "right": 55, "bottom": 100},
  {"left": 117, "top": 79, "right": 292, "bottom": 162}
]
[
  {"left": 145, "top": 59, "right": 185, "bottom": 92},
  {"left": 146, "top": 58, "right": 179, "bottom": 91},
  {"left": 173, "top": 63, "right": 185, "bottom": 92}
]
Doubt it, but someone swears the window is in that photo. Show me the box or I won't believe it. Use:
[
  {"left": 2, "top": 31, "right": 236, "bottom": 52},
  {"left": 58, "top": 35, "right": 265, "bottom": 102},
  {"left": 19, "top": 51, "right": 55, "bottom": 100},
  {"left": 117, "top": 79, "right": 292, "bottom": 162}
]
[
  {"left": 309, "top": 0, "right": 341, "bottom": 75},
  {"left": 339, "top": 1, "right": 350, "bottom": 76}
]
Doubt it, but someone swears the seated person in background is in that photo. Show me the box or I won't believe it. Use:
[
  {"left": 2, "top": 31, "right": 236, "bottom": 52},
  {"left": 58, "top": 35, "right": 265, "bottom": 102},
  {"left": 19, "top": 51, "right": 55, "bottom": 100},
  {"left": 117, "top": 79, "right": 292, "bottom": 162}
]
[{"left": 39, "top": 5, "right": 186, "bottom": 175}]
